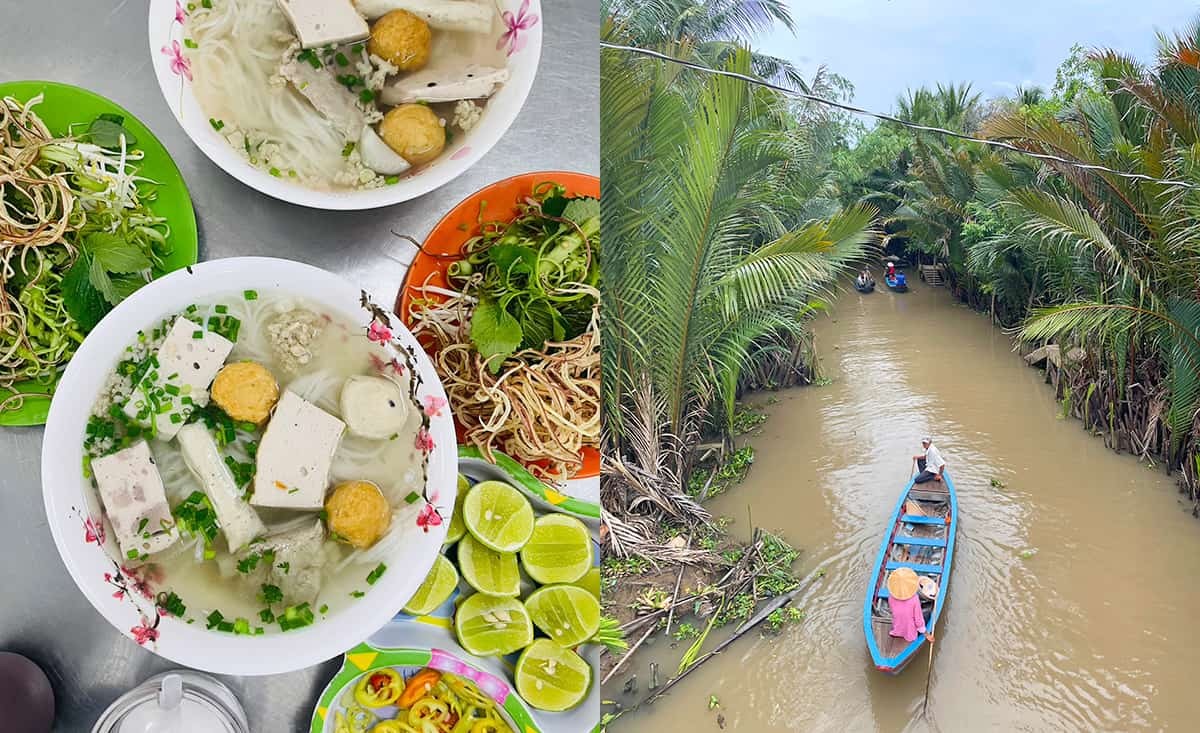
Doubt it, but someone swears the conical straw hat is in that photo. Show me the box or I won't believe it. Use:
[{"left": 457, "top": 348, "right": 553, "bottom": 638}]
[{"left": 886, "top": 567, "right": 919, "bottom": 600}]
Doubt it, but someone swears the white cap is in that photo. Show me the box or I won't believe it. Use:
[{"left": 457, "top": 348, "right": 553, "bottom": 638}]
[{"left": 921, "top": 436, "right": 932, "bottom": 444}]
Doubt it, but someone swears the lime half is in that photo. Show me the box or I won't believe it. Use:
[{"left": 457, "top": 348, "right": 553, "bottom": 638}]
[
  {"left": 525, "top": 584, "right": 601, "bottom": 648},
  {"left": 574, "top": 567, "right": 601, "bottom": 601},
  {"left": 444, "top": 475, "right": 470, "bottom": 545},
  {"left": 514, "top": 639, "right": 592, "bottom": 711},
  {"left": 458, "top": 534, "right": 521, "bottom": 598},
  {"left": 463, "top": 480, "right": 535, "bottom": 553},
  {"left": 519, "top": 514, "right": 592, "bottom": 585},
  {"left": 454, "top": 594, "right": 533, "bottom": 657},
  {"left": 402, "top": 554, "right": 459, "bottom": 616}
]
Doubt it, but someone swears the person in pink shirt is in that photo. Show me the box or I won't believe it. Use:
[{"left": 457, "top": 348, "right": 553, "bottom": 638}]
[{"left": 886, "top": 567, "right": 933, "bottom": 642}]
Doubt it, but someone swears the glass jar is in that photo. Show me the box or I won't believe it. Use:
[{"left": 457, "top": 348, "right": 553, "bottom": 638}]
[{"left": 91, "top": 671, "right": 248, "bottom": 733}]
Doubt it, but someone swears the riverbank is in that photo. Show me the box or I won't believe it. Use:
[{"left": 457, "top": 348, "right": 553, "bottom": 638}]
[
  {"left": 608, "top": 282, "right": 1200, "bottom": 731},
  {"left": 938, "top": 272, "right": 1200, "bottom": 511}
]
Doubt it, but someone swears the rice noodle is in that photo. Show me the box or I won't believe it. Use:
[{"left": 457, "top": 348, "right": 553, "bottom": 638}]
[{"left": 185, "top": 0, "right": 367, "bottom": 188}]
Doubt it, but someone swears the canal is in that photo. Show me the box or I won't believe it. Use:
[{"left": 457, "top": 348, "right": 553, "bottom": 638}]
[{"left": 613, "top": 280, "right": 1200, "bottom": 731}]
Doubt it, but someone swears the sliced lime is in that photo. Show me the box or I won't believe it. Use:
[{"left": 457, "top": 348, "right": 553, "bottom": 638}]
[
  {"left": 573, "top": 567, "right": 601, "bottom": 601},
  {"left": 454, "top": 593, "right": 533, "bottom": 657},
  {"left": 444, "top": 475, "right": 470, "bottom": 545},
  {"left": 514, "top": 639, "right": 591, "bottom": 711},
  {"left": 463, "top": 480, "right": 534, "bottom": 553},
  {"left": 525, "top": 584, "right": 600, "bottom": 648},
  {"left": 519, "top": 514, "right": 592, "bottom": 585},
  {"left": 458, "top": 534, "right": 521, "bottom": 598},
  {"left": 402, "top": 554, "right": 459, "bottom": 616}
]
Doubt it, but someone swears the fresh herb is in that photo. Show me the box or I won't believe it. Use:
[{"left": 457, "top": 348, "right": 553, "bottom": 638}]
[
  {"left": 358, "top": 89, "right": 376, "bottom": 104},
  {"left": 366, "top": 563, "right": 387, "bottom": 585},
  {"left": 404, "top": 491, "right": 420, "bottom": 504},
  {"left": 243, "top": 290, "right": 258, "bottom": 300},
  {"left": 236, "top": 552, "right": 261, "bottom": 574},
  {"left": 350, "top": 590, "right": 365, "bottom": 599},
  {"left": 85, "top": 114, "right": 138, "bottom": 149},
  {"left": 384, "top": 175, "right": 399, "bottom": 185},
  {"left": 277, "top": 561, "right": 290, "bottom": 574},
  {"left": 335, "top": 74, "right": 364, "bottom": 90},
  {"left": 233, "top": 617, "right": 251, "bottom": 635},
  {"left": 201, "top": 0, "right": 212, "bottom": 8},
  {"left": 335, "top": 52, "right": 349, "bottom": 66},
  {"left": 448, "top": 189, "right": 600, "bottom": 371},
  {"left": 156, "top": 591, "right": 187, "bottom": 617},
  {"left": 260, "top": 584, "right": 283, "bottom": 605},
  {"left": 278, "top": 602, "right": 315, "bottom": 631},
  {"left": 184, "top": 38, "right": 198, "bottom": 49},
  {"left": 174, "top": 492, "right": 219, "bottom": 546},
  {"left": 259, "top": 608, "right": 276, "bottom": 623},
  {"left": 205, "top": 609, "right": 225, "bottom": 630},
  {"left": 319, "top": 604, "right": 329, "bottom": 614},
  {"left": 341, "top": 142, "right": 355, "bottom": 157}
]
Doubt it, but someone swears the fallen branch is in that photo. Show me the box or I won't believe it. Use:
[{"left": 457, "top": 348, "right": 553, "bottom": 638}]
[
  {"left": 601, "top": 625, "right": 657, "bottom": 686},
  {"left": 642, "top": 574, "right": 814, "bottom": 707}
]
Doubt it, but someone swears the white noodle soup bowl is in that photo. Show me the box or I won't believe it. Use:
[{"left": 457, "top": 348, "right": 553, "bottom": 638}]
[
  {"left": 42, "top": 257, "right": 458, "bottom": 675},
  {"left": 147, "top": 0, "right": 542, "bottom": 210}
]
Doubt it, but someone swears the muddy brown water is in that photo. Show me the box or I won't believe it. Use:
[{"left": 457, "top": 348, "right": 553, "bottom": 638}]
[{"left": 610, "top": 282, "right": 1200, "bottom": 732}]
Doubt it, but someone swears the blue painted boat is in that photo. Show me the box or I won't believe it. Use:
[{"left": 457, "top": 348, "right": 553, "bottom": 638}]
[
  {"left": 885, "top": 273, "right": 908, "bottom": 292},
  {"left": 863, "top": 471, "right": 957, "bottom": 674}
]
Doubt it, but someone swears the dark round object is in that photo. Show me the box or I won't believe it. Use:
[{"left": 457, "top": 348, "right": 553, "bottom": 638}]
[{"left": 0, "top": 652, "right": 55, "bottom": 733}]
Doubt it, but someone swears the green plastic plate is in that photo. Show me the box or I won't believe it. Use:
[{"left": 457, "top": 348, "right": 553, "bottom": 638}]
[
  {"left": 0, "top": 80, "right": 198, "bottom": 426},
  {"left": 458, "top": 445, "right": 601, "bottom": 520}
]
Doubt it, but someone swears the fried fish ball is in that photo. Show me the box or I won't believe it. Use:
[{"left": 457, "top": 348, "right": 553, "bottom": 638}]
[
  {"left": 211, "top": 361, "right": 279, "bottom": 424},
  {"left": 326, "top": 480, "right": 392, "bottom": 550},
  {"left": 378, "top": 104, "right": 445, "bottom": 166},
  {"left": 368, "top": 9, "right": 432, "bottom": 72}
]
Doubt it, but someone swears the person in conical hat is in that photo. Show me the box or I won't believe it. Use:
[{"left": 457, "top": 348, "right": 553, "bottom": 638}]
[{"left": 886, "top": 567, "right": 929, "bottom": 642}]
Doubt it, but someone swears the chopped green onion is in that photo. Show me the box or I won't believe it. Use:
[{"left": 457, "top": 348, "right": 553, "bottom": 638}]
[
  {"left": 366, "top": 563, "right": 387, "bottom": 585},
  {"left": 404, "top": 491, "right": 420, "bottom": 504},
  {"left": 243, "top": 290, "right": 258, "bottom": 300}
]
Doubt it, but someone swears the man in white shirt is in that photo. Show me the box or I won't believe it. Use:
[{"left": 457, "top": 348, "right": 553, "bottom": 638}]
[{"left": 912, "top": 436, "right": 945, "bottom": 484}]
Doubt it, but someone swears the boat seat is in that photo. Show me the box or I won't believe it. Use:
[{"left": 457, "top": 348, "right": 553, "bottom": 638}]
[
  {"left": 901, "top": 515, "right": 944, "bottom": 525},
  {"left": 893, "top": 535, "right": 946, "bottom": 548},
  {"left": 886, "top": 560, "right": 942, "bottom": 574}
]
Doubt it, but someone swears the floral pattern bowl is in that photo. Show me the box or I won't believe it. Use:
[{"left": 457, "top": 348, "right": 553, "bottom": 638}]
[
  {"left": 147, "top": 0, "right": 542, "bottom": 210},
  {"left": 41, "top": 257, "right": 458, "bottom": 675}
]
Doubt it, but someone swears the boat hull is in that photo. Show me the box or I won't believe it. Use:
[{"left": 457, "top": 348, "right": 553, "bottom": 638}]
[
  {"left": 863, "top": 471, "right": 957, "bottom": 674},
  {"left": 885, "top": 276, "right": 908, "bottom": 292}
]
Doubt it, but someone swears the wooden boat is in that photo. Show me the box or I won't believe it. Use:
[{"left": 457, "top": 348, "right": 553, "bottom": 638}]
[
  {"left": 863, "top": 471, "right": 957, "bottom": 674},
  {"left": 855, "top": 279, "right": 875, "bottom": 293},
  {"left": 885, "top": 274, "right": 908, "bottom": 292}
]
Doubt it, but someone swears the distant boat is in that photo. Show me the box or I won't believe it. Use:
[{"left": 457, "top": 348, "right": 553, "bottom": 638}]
[
  {"left": 885, "top": 274, "right": 909, "bottom": 292},
  {"left": 863, "top": 471, "right": 958, "bottom": 674},
  {"left": 855, "top": 279, "right": 875, "bottom": 293}
]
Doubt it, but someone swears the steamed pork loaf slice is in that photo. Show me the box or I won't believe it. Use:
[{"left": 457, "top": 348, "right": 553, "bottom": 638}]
[
  {"left": 91, "top": 441, "right": 179, "bottom": 559},
  {"left": 252, "top": 391, "right": 345, "bottom": 510},
  {"left": 380, "top": 64, "right": 508, "bottom": 105},
  {"left": 227, "top": 519, "right": 327, "bottom": 605},
  {"left": 123, "top": 317, "right": 234, "bottom": 441},
  {"left": 355, "top": 0, "right": 493, "bottom": 33},
  {"left": 278, "top": 0, "right": 370, "bottom": 49},
  {"left": 176, "top": 423, "right": 267, "bottom": 552},
  {"left": 278, "top": 56, "right": 367, "bottom": 142}
]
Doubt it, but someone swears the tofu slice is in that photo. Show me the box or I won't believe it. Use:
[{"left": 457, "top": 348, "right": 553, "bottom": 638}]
[
  {"left": 355, "top": 0, "right": 493, "bottom": 33},
  {"left": 380, "top": 64, "right": 509, "bottom": 105},
  {"left": 177, "top": 423, "right": 268, "bottom": 552},
  {"left": 123, "top": 317, "right": 234, "bottom": 442},
  {"left": 91, "top": 441, "right": 178, "bottom": 559},
  {"left": 278, "top": 0, "right": 369, "bottom": 49},
  {"left": 251, "top": 391, "right": 345, "bottom": 509},
  {"left": 279, "top": 57, "right": 366, "bottom": 142}
]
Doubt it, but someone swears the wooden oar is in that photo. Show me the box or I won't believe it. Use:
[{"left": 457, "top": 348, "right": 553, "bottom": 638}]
[{"left": 921, "top": 621, "right": 935, "bottom": 718}]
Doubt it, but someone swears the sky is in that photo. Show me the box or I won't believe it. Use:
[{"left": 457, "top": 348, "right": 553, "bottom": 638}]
[{"left": 758, "top": 0, "right": 1199, "bottom": 113}]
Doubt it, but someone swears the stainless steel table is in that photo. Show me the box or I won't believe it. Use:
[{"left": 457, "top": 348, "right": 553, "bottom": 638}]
[{"left": 0, "top": 1, "right": 598, "bottom": 729}]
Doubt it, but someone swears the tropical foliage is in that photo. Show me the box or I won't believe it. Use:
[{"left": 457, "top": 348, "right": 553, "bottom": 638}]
[
  {"left": 601, "top": 0, "right": 876, "bottom": 554},
  {"left": 840, "top": 21, "right": 1200, "bottom": 488}
]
